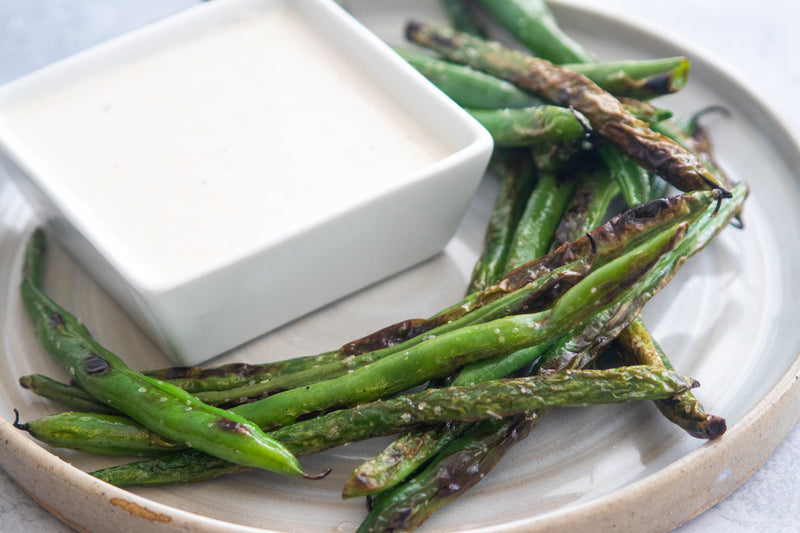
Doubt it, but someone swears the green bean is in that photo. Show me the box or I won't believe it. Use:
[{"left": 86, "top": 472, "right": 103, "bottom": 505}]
[
  {"left": 404, "top": 21, "right": 729, "bottom": 195},
  {"left": 474, "top": 0, "right": 593, "bottom": 64},
  {"left": 614, "top": 318, "right": 726, "bottom": 439},
  {"left": 619, "top": 97, "right": 673, "bottom": 123},
  {"left": 344, "top": 325, "right": 597, "bottom": 501},
  {"left": 504, "top": 145, "right": 578, "bottom": 268},
  {"left": 283, "top": 366, "right": 696, "bottom": 453},
  {"left": 466, "top": 148, "right": 537, "bottom": 294},
  {"left": 395, "top": 47, "right": 542, "bottom": 109},
  {"left": 21, "top": 231, "right": 313, "bottom": 479},
  {"left": 397, "top": 47, "right": 681, "bottom": 117},
  {"left": 358, "top": 415, "right": 533, "bottom": 533},
  {"left": 13, "top": 410, "right": 180, "bottom": 457},
  {"left": 467, "top": 106, "right": 587, "bottom": 145},
  {"left": 472, "top": 1, "right": 685, "bottom": 97},
  {"left": 567, "top": 57, "right": 689, "bottom": 100},
  {"left": 653, "top": 117, "right": 733, "bottom": 191},
  {"left": 19, "top": 374, "right": 117, "bottom": 415},
  {"left": 481, "top": 4, "right": 660, "bottom": 209},
  {"left": 467, "top": 104, "right": 671, "bottom": 148},
  {"left": 140, "top": 351, "right": 343, "bottom": 393},
  {"left": 551, "top": 167, "right": 620, "bottom": 247},
  {"left": 19, "top": 366, "right": 695, "bottom": 460},
  {"left": 84, "top": 364, "right": 692, "bottom": 486},
  {"left": 598, "top": 145, "right": 653, "bottom": 206},
  {"left": 92, "top": 449, "right": 250, "bottom": 486}
]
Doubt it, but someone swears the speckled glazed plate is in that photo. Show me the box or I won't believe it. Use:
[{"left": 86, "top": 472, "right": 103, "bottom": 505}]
[{"left": 2, "top": 1, "right": 800, "bottom": 532}]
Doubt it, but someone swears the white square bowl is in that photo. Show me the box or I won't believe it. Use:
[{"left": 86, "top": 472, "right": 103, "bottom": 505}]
[{"left": 0, "top": 0, "right": 493, "bottom": 365}]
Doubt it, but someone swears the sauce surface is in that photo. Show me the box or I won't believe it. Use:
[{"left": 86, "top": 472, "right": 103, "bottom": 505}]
[{"left": 2, "top": 5, "right": 449, "bottom": 282}]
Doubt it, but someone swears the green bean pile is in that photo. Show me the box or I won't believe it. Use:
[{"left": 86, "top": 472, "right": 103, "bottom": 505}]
[{"left": 13, "top": 1, "right": 748, "bottom": 531}]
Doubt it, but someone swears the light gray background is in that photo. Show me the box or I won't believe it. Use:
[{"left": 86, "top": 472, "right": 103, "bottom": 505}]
[{"left": 1, "top": 1, "right": 798, "bottom": 531}]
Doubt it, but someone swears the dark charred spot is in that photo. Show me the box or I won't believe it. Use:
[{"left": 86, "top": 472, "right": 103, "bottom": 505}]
[
  {"left": 12, "top": 408, "right": 29, "bottom": 431},
  {"left": 512, "top": 272, "right": 586, "bottom": 315},
  {"left": 432, "top": 32, "right": 455, "bottom": 48},
  {"left": 631, "top": 197, "right": 670, "bottom": 220},
  {"left": 642, "top": 74, "right": 673, "bottom": 95},
  {"left": 405, "top": 20, "right": 444, "bottom": 46},
  {"left": 703, "top": 416, "right": 727, "bottom": 439},
  {"left": 556, "top": 87, "right": 572, "bottom": 107},
  {"left": 159, "top": 366, "right": 198, "bottom": 380},
  {"left": 83, "top": 353, "right": 110, "bottom": 375},
  {"left": 216, "top": 417, "right": 251, "bottom": 435},
  {"left": 342, "top": 318, "right": 431, "bottom": 355},
  {"left": 697, "top": 175, "right": 732, "bottom": 198},
  {"left": 48, "top": 313, "right": 65, "bottom": 328},
  {"left": 294, "top": 408, "right": 328, "bottom": 423},
  {"left": 155, "top": 362, "right": 274, "bottom": 381},
  {"left": 587, "top": 232, "right": 597, "bottom": 255}
]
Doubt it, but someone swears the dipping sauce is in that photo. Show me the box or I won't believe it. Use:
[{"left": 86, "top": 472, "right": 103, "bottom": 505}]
[{"left": 0, "top": 5, "right": 450, "bottom": 283}]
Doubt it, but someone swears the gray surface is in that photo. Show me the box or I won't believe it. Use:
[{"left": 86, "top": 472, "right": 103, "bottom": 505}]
[{"left": 1, "top": 1, "right": 798, "bottom": 532}]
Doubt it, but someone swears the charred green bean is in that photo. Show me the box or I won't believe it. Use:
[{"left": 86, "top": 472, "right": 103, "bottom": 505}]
[
  {"left": 405, "top": 21, "right": 729, "bottom": 195},
  {"left": 21, "top": 230, "right": 313, "bottom": 478}
]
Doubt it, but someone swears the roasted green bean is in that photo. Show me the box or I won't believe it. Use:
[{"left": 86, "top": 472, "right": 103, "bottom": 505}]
[
  {"left": 405, "top": 21, "right": 729, "bottom": 195},
  {"left": 21, "top": 230, "right": 314, "bottom": 478},
  {"left": 21, "top": 366, "right": 694, "bottom": 462}
]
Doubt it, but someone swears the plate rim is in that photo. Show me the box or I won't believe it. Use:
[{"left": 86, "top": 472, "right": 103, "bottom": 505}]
[{"left": 2, "top": 1, "right": 800, "bottom": 532}]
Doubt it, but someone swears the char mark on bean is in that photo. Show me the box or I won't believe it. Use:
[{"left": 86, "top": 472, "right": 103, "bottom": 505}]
[
  {"left": 642, "top": 73, "right": 672, "bottom": 95},
  {"left": 703, "top": 416, "right": 727, "bottom": 439},
  {"left": 587, "top": 232, "right": 597, "bottom": 255},
  {"left": 83, "top": 353, "right": 110, "bottom": 375},
  {"left": 159, "top": 366, "right": 197, "bottom": 380},
  {"left": 631, "top": 197, "right": 670, "bottom": 220},
  {"left": 342, "top": 318, "right": 430, "bottom": 355},
  {"left": 11, "top": 408, "right": 29, "bottom": 431},
  {"left": 49, "top": 313, "right": 65, "bottom": 328}
]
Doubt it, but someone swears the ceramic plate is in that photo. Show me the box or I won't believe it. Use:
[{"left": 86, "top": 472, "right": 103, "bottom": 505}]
[{"left": 2, "top": 1, "right": 800, "bottom": 532}]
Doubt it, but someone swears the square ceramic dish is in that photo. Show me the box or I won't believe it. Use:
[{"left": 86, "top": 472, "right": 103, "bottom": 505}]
[{"left": 0, "top": 0, "right": 493, "bottom": 364}]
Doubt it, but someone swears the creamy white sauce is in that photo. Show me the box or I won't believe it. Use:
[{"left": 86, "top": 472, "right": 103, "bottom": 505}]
[{"left": 2, "top": 6, "right": 449, "bottom": 282}]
